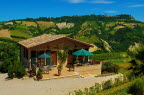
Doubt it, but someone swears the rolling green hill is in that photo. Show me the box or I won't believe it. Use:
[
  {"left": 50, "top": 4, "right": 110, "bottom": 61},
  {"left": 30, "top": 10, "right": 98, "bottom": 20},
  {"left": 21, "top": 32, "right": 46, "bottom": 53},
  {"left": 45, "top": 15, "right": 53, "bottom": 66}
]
[{"left": 0, "top": 14, "right": 144, "bottom": 53}]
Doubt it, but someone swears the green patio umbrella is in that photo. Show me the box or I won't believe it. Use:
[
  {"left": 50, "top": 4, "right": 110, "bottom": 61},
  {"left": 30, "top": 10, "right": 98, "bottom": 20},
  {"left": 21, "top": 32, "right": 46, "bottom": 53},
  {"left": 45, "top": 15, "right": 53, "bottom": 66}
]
[
  {"left": 38, "top": 53, "right": 51, "bottom": 58},
  {"left": 72, "top": 49, "right": 93, "bottom": 56},
  {"left": 38, "top": 54, "right": 51, "bottom": 66},
  {"left": 72, "top": 49, "right": 93, "bottom": 63}
]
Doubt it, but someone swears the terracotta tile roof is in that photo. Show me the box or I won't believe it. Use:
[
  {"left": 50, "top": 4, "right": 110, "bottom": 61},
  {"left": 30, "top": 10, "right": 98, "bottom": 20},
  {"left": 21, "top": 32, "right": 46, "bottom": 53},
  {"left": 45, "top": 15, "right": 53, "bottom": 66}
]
[
  {"left": 19, "top": 34, "right": 93, "bottom": 48},
  {"left": 18, "top": 34, "right": 65, "bottom": 48}
]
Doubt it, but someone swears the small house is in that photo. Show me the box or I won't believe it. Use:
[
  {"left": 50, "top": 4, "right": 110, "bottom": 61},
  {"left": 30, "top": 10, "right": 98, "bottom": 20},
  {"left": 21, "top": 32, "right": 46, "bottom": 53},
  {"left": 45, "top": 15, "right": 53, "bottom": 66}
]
[{"left": 18, "top": 34, "right": 93, "bottom": 71}]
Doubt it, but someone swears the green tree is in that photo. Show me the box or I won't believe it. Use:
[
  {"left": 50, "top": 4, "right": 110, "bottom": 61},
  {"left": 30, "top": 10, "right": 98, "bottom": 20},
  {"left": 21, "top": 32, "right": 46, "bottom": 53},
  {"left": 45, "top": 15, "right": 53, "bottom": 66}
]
[
  {"left": 128, "top": 44, "right": 144, "bottom": 77},
  {"left": 0, "top": 42, "right": 19, "bottom": 62},
  {"left": 128, "top": 77, "right": 144, "bottom": 95}
]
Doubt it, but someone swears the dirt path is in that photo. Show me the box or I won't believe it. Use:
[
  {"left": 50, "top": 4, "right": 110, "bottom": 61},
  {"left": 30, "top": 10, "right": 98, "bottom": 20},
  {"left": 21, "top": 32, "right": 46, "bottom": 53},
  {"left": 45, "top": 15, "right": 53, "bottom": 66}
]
[{"left": 0, "top": 74, "right": 123, "bottom": 95}]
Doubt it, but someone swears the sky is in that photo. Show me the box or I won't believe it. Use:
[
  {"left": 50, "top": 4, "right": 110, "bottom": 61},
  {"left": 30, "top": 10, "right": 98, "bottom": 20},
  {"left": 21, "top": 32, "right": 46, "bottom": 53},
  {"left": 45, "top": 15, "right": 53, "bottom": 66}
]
[{"left": 0, "top": 0, "right": 144, "bottom": 22}]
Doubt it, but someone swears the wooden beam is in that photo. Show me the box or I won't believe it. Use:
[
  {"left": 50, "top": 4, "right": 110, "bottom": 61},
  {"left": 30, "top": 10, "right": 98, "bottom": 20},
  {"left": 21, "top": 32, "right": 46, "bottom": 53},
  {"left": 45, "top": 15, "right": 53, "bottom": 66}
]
[{"left": 28, "top": 50, "right": 31, "bottom": 70}]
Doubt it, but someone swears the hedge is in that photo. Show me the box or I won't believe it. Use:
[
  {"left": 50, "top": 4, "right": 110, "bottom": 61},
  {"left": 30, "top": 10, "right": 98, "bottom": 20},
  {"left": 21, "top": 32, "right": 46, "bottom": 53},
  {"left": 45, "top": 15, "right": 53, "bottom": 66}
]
[{"left": 89, "top": 52, "right": 128, "bottom": 60}]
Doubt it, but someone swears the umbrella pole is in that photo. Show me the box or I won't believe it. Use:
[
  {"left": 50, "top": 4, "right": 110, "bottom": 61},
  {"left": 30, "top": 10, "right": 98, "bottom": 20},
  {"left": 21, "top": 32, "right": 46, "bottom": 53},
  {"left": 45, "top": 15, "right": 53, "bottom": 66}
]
[
  {"left": 40, "top": 58, "right": 41, "bottom": 66},
  {"left": 77, "top": 56, "right": 78, "bottom": 62},
  {"left": 82, "top": 56, "right": 85, "bottom": 63},
  {"left": 45, "top": 58, "right": 46, "bottom": 65}
]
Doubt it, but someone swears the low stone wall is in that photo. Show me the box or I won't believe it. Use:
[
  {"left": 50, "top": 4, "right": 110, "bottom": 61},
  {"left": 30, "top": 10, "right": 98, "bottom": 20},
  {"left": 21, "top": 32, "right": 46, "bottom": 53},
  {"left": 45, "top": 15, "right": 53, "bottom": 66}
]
[
  {"left": 41, "top": 74, "right": 80, "bottom": 81},
  {"left": 75, "top": 63, "right": 102, "bottom": 76}
]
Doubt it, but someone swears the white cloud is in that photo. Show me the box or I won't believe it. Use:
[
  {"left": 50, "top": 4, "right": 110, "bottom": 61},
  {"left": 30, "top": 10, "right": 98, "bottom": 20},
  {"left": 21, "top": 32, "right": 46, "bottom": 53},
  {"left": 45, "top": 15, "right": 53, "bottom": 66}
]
[
  {"left": 129, "top": 4, "right": 144, "bottom": 7},
  {"left": 66, "top": 0, "right": 114, "bottom": 4},
  {"left": 90, "top": 0, "right": 113, "bottom": 4},
  {"left": 67, "top": 0, "right": 85, "bottom": 3},
  {"left": 104, "top": 11, "right": 117, "bottom": 13}
]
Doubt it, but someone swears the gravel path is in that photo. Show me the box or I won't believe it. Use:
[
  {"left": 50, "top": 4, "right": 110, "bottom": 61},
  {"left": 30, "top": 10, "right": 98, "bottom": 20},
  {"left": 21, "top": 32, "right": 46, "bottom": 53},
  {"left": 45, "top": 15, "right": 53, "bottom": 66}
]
[{"left": 0, "top": 74, "right": 123, "bottom": 95}]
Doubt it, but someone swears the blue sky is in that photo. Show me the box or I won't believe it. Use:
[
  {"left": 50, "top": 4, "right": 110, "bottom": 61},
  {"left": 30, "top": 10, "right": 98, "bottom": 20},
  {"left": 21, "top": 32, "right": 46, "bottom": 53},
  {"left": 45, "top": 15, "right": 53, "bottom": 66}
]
[{"left": 0, "top": 0, "right": 144, "bottom": 22}]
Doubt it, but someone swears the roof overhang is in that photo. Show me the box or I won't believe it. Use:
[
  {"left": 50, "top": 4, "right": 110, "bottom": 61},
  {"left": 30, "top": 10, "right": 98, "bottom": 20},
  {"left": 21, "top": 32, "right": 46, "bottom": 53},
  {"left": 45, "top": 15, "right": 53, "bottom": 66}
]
[{"left": 26, "top": 37, "right": 93, "bottom": 49}]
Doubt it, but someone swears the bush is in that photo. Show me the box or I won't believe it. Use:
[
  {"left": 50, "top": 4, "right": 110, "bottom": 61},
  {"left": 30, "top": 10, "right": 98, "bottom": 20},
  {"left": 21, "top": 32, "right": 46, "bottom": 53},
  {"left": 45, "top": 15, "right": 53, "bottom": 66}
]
[
  {"left": 0, "top": 59, "right": 11, "bottom": 73},
  {"left": 0, "top": 42, "right": 19, "bottom": 63},
  {"left": 73, "top": 89, "right": 83, "bottom": 95},
  {"left": 102, "top": 80, "right": 113, "bottom": 90},
  {"left": 37, "top": 68, "right": 43, "bottom": 76},
  {"left": 89, "top": 52, "right": 127, "bottom": 60},
  {"left": 8, "top": 65, "right": 14, "bottom": 78},
  {"left": 13, "top": 62, "right": 27, "bottom": 78},
  {"left": 112, "top": 64, "right": 119, "bottom": 73},
  {"left": 97, "top": 82, "right": 131, "bottom": 95},
  {"left": 71, "top": 83, "right": 101, "bottom": 95},
  {"left": 102, "top": 62, "right": 119, "bottom": 73},
  {"left": 114, "top": 78, "right": 121, "bottom": 86},
  {"left": 128, "top": 78, "right": 144, "bottom": 95},
  {"left": 7, "top": 61, "right": 27, "bottom": 78}
]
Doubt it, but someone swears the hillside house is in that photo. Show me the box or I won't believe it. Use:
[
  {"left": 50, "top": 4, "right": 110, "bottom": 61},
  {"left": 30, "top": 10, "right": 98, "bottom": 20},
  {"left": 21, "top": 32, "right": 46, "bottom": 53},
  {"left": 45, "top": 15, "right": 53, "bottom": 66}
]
[{"left": 18, "top": 34, "right": 94, "bottom": 71}]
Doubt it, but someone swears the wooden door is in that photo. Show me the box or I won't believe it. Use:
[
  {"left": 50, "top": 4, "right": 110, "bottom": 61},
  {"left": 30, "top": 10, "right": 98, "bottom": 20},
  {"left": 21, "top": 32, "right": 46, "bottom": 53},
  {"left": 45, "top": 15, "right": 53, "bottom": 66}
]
[
  {"left": 67, "top": 50, "right": 73, "bottom": 64},
  {"left": 37, "top": 51, "right": 45, "bottom": 66},
  {"left": 51, "top": 51, "right": 57, "bottom": 65},
  {"left": 46, "top": 50, "right": 51, "bottom": 65}
]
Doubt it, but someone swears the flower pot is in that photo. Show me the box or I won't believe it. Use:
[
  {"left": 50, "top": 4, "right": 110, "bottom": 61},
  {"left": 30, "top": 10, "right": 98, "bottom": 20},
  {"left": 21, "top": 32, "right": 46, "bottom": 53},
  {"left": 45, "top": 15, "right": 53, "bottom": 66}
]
[
  {"left": 36, "top": 75, "right": 43, "bottom": 80},
  {"left": 58, "top": 69, "right": 61, "bottom": 76},
  {"left": 69, "top": 67, "right": 73, "bottom": 71}
]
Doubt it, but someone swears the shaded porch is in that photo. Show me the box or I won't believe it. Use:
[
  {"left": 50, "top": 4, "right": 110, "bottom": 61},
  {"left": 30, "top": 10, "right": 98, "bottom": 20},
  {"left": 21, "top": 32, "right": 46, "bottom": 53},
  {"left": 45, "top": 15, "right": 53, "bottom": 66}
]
[{"left": 30, "top": 50, "right": 89, "bottom": 70}]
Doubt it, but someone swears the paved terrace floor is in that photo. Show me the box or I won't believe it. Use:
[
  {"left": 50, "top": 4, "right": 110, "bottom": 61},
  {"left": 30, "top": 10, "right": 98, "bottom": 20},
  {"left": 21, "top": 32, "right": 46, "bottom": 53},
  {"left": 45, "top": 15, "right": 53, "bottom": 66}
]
[
  {"left": 0, "top": 74, "right": 123, "bottom": 95},
  {"left": 42, "top": 67, "right": 77, "bottom": 79},
  {"left": 42, "top": 64, "right": 101, "bottom": 79}
]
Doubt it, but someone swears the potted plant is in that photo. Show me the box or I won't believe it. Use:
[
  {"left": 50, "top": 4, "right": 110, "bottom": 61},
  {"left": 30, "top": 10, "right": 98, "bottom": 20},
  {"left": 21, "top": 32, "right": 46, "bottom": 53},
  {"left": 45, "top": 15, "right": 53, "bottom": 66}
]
[
  {"left": 36, "top": 68, "right": 43, "bottom": 80},
  {"left": 58, "top": 50, "right": 68, "bottom": 65},
  {"left": 57, "top": 64, "right": 63, "bottom": 76},
  {"left": 57, "top": 50, "right": 68, "bottom": 75},
  {"left": 68, "top": 64, "right": 73, "bottom": 71}
]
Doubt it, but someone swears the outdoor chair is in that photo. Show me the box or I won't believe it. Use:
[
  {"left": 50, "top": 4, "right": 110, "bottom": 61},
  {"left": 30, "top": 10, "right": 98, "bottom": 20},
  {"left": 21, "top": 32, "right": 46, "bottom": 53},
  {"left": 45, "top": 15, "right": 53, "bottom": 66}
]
[
  {"left": 42, "top": 66, "right": 50, "bottom": 74},
  {"left": 39, "top": 66, "right": 45, "bottom": 71},
  {"left": 39, "top": 66, "right": 48, "bottom": 74},
  {"left": 43, "top": 65, "right": 54, "bottom": 74}
]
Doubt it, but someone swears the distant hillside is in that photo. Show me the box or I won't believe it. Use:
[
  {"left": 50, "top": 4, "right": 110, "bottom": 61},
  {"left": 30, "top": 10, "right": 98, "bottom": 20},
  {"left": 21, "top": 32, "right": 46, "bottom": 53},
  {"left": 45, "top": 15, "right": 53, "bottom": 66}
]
[{"left": 0, "top": 14, "right": 144, "bottom": 53}]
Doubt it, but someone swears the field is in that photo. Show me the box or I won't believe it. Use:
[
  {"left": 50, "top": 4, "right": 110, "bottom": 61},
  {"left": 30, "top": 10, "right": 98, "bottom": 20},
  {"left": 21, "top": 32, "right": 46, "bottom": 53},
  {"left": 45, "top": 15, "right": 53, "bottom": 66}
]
[
  {"left": 22, "top": 21, "right": 37, "bottom": 27},
  {"left": 37, "top": 21, "right": 55, "bottom": 30},
  {"left": 10, "top": 30, "right": 32, "bottom": 39},
  {"left": 0, "top": 29, "right": 11, "bottom": 38}
]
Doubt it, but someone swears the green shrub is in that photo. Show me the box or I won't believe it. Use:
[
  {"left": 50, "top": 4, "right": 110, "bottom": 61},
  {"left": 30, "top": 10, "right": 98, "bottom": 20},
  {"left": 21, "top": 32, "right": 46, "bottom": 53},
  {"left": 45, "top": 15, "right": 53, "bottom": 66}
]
[
  {"left": 0, "top": 42, "right": 19, "bottom": 72},
  {"left": 94, "top": 83, "right": 101, "bottom": 93},
  {"left": 112, "top": 64, "right": 119, "bottom": 73},
  {"left": 102, "top": 80, "right": 113, "bottom": 90},
  {"left": 89, "top": 52, "right": 127, "bottom": 60},
  {"left": 73, "top": 89, "right": 83, "bottom": 95},
  {"left": 13, "top": 62, "right": 27, "bottom": 78},
  {"left": 114, "top": 76, "right": 126, "bottom": 87},
  {"left": 8, "top": 65, "right": 14, "bottom": 78},
  {"left": 71, "top": 83, "right": 101, "bottom": 95},
  {"left": 7, "top": 61, "right": 27, "bottom": 78},
  {"left": 102, "top": 62, "right": 119, "bottom": 73},
  {"left": 0, "top": 59, "right": 11, "bottom": 73},
  {"left": 37, "top": 68, "right": 43, "bottom": 76},
  {"left": 128, "top": 78, "right": 144, "bottom": 95},
  {"left": 97, "top": 82, "right": 131, "bottom": 95}
]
